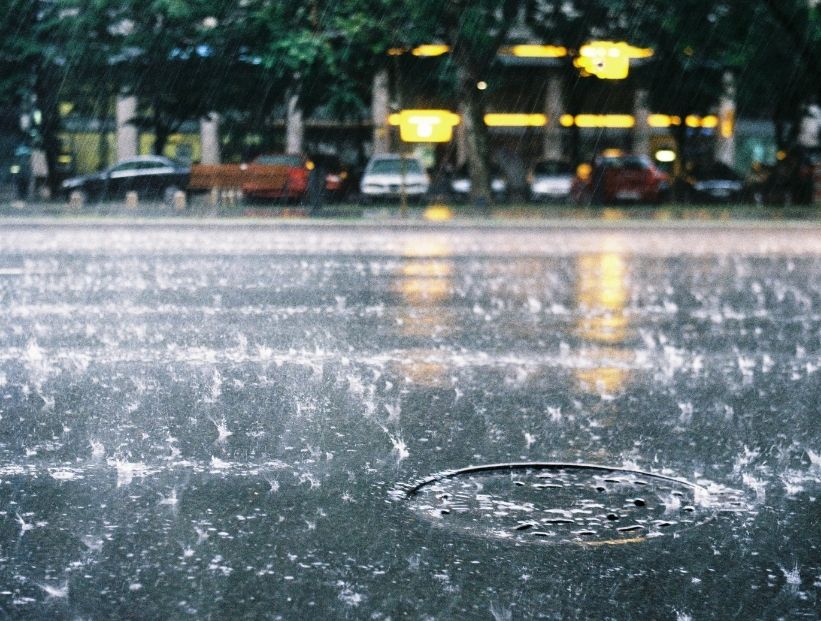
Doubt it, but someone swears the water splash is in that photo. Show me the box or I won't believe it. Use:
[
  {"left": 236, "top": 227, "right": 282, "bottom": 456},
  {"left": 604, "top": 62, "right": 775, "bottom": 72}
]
[{"left": 39, "top": 582, "right": 68, "bottom": 599}]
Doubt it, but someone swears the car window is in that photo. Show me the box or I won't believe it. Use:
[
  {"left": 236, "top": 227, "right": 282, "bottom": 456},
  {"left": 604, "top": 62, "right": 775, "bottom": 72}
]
[
  {"left": 533, "top": 161, "right": 572, "bottom": 175},
  {"left": 110, "top": 161, "right": 141, "bottom": 173},
  {"left": 369, "top": 159, "right": 423, "bottom": 174},
  {"left": 254, "top": 154, "right": 303, "bottom": 167},
  {"left": 620, "top": 156, "right": 650, "bottom": 170},
  {"left": 692, "top": 163, "right": 739, "bottom": 179}
]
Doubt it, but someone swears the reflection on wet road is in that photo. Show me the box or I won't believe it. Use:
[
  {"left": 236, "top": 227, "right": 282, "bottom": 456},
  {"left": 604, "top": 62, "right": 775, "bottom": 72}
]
[{"left": 0, "top": 221, "right": 819, "bottom": 619}]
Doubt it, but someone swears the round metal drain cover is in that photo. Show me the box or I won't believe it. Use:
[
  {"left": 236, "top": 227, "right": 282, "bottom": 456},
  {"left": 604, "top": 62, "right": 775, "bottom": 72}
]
[{"left": 401, "top": 463, "right": 738, "bottom": 545}]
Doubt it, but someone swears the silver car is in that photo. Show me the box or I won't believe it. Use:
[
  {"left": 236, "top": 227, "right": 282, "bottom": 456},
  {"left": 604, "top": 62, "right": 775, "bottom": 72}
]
[
  {"left": 527, "top": 159, "right": 574, "bottom": 203},
  {"left": 359, "top": 154, "right": 430, "bottom": 203}
]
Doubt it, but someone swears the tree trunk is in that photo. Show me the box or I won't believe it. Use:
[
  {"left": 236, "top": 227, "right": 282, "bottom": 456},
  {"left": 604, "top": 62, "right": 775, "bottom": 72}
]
[
  {"left": 455, "top": 64, "right": 490, "bottom": 205},
  {"left": 34, "top": 70, "right": 62, "bottom": 198},
  {"left": 153, "top": 106, "right": 170, "bottom": 156}
]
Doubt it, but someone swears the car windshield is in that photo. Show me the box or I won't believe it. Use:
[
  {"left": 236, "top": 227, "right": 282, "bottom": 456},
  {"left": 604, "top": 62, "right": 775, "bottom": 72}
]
[
  {"left": 598, "top": 155, "right": 650, "bottom": 170},
  {"left": 533, "top": 161, "right": 573, "bottom": 175},
  {"left": 369, "top": 158, "right": 423, "bottom": 174},
  {"left": 691, "top": 162, "right": 741, "bottom": 179},
  {"left": 254, "top": 154, "right": 303, "bottom": 166}
]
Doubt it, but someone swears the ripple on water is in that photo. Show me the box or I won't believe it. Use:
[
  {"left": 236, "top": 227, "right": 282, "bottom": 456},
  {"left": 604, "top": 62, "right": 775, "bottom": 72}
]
[{"left": 399, "top": 463, "right": 747, "bottom": 546}]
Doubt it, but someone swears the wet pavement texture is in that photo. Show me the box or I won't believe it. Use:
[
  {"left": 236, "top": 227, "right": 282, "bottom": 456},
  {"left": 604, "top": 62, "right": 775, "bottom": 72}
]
[{"left": 0, "top": 220, "right": 819, "bottom": 619}]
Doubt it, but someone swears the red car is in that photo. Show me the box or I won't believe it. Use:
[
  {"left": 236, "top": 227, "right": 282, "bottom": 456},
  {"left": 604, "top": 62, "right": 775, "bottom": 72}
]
[
  {"left": 571, "top": 151, "right": 670, "bottom": 205},
  {"left": 242, "top": 153, "right": 313, "bottom": 201}
]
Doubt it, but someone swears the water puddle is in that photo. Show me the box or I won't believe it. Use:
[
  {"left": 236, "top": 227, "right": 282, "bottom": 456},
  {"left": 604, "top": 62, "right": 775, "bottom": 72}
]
[{"left": 399, "top": 463, "right": 746, "bottom": 546}]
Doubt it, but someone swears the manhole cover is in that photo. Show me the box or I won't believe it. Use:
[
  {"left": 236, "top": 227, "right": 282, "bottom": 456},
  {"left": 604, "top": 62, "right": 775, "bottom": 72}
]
[{"left": 400, "top": 462, "right": 742, "bottom": 545}]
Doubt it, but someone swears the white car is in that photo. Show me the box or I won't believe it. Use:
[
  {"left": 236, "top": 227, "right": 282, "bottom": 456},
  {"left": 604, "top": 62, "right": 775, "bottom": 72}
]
[
  {"left": 449, "top": 164, "right": 509, "bottom": 202},
  {"left": 527, "top": 159, "right": 574, "bottom": 202},
  {"left": 360, "top": 154, "right": 430, "bottom": 202}
]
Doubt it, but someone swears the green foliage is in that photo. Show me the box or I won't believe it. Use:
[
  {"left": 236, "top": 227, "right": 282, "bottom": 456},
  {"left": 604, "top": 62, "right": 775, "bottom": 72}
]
[{"left": 1, "top": 1, "right": 818, "bottom": 180}]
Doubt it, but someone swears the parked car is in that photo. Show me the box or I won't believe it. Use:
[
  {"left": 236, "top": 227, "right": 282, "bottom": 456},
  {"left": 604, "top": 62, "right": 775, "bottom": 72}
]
[
  {"left": 448, "top": 163, "right": 509, "bottom": 203},
  {"left": 242, "top": 153, "right": 313, "bottom": 201},
  {"left": 571, "top": 151, "right": 670, "bottom": 205},
  {"left": 746, "top": 146, "right": 820, "bottom": 206},
  {"left": 61, "top": 155, "right": 190, "bottom": 202},
  {"left": 675, "top": 161, "right": 745, "bottom": 203},
  {"left": 359, "top": 154, "right": 430, "bottom": 203},
  {"left": 309, "top": 154, "right": 354, "bottom": 202},
  {"left": 527, "top": 159, "right": 574, "bottom": 202}
]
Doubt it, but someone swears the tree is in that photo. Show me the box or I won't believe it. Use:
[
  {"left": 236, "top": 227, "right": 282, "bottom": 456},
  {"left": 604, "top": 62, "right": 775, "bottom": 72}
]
[
  {"left": 406, "top": 0, "right": 521, "bottom": 203},
  {"left": 0, "top": 1, "right": 69, "bottom": 195},
  {"left": 115, "top": 0, "right": 252, "bottom": 155}
]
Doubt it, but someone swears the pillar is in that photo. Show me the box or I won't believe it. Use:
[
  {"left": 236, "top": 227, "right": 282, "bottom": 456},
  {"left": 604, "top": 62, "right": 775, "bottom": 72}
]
[
  {"left": 632, "top": 89, "right": 651, "bottom": 158},
  {"left": 116, "top": 95, "right": 138, "bottom": 161},
  {"left": 200, "top": 114, "right": 221, "bottom": 164},
  {"left": 716, "top": 71, "right": 736, "bottom": 166},
  {"left": 543, "top": 75, "right": 565, "bottom": 160},
  {"left": 286, "top": 91, "right": 304, "bottom": 154},
  {"left": 371, "top": 69, "right": 390, "bottom": 154}
]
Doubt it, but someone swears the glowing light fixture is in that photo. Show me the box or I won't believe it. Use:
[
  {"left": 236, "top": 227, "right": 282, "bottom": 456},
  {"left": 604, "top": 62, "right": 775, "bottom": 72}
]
[
  {"left": 476, "top": 81, "right": 488, "bottom": 90},
  {"left": 701, "top": 115, "right": 719, "bottom": 129},
  {"left": 647, "top": 115, "right": 683, "bottom": 127},
  {"left": 484, "top": 113, "right": 547, "bottom": 127},
  {"left": 655, "top": 150, "right": 677, "bottom": 163},
  {"left": 411, "top": 44, "right": 449, "bottom": 57},
  {"left": 560, "top": 114, "right": 575, "bottom": 127},
  {"left": 503, "top": 44, "right": 568, "bottom": 58},
  {"left": 574, "top": 41, "right": 654, "bottom": 79},
  {"left": 720, "top": 110, "right": 734, "bottom": 138},
  {"left": 392, "top": 109, "right": 460, "bottom": 142},
  {"left": 573, "top": 114, "right": 635, "bottom": 128}
]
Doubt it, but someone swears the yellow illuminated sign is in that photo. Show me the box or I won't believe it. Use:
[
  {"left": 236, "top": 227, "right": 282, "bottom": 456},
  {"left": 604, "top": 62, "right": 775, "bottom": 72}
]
[
  {"left": 574, "top": 41, "right": 653, "bottom": 80},
  {"left": 483, "top": 113, "right": 547, "bottom": 127},
  {"left": 392, "top": 109, "right": 460, "bottom": 142}
]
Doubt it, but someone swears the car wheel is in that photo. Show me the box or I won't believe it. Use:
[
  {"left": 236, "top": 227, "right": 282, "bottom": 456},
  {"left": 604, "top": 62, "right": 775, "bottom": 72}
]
[
  {"left": 65, "top": 188, "right": 88, "bottom": 205},
  {"left": 163, "top": 186, "right": 181, "bottom": 207}
]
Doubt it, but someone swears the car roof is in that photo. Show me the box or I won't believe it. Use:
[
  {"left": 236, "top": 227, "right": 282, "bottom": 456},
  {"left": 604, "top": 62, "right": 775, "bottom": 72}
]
[{"left": 116, "top": 155, "right": 175, "bottom": 165}]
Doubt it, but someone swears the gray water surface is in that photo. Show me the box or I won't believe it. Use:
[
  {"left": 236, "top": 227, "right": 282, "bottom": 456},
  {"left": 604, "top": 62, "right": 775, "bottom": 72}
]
[{"left": 0, "top": 221, "right": 819, "bottom": 619}]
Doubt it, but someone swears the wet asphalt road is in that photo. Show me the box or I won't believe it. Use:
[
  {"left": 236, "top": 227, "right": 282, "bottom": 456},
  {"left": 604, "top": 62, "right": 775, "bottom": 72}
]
[{"left": 0, "top": 219, "right": 819, "bottom": 619}]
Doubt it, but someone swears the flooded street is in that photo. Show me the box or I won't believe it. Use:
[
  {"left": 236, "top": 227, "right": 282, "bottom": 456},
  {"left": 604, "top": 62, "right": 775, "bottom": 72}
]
[{"left": 0, "top": 220, "right": 819, "bottom": 619}]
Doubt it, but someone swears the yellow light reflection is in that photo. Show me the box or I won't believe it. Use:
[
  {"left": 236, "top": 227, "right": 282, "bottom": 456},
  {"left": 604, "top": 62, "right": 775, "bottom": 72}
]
[
  {"left": 574, "top": 347, "right": 632, "bottom": 395},
  {"left": 484, "top": 113, "right": 548, "bottom": 127},
  {"left": 393, "top": 240, "right": 455, "bottom": 385},
  {"left": 574, "top": 252, "right": 633, "bottom": 394},
  {"left": 423, "top": 205, "right": 454, "bottom": 221}
]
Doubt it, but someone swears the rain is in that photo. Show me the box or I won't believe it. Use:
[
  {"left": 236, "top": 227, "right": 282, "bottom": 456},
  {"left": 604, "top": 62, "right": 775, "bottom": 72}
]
[
  {"left": 0, "top": 221, "right": 819, "bottom": 618},
  {"left": 1, "top": 0, "right": 820, "bottom": 619}
]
